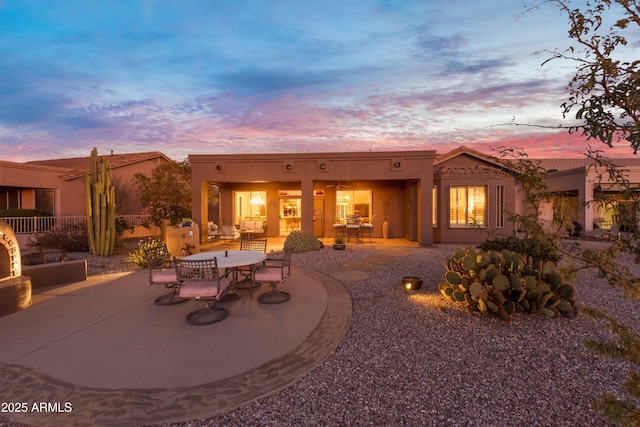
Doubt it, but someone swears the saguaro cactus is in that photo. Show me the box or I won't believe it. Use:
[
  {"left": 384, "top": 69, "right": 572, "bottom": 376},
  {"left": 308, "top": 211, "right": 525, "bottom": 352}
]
[{"left": 86, "top": 148, "right": 116, "bottom": 257}]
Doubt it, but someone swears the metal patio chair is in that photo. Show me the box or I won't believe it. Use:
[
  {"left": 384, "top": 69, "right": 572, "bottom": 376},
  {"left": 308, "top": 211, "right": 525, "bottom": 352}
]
[
  {"left": 234, "top": 238, "right": 268, "bottom": 292},
  {"left": 143, "top": 243, "right": 187, "bottom": 306},
  {"left": 360, "top": 214, "right": 375, "bottom": 242},
  {"left": 346, "top": 216, "right": 361, "bottom": 243},
  {"left": 174, "top": 257, "right": 234, "bottom": 325},
  {"left": 252, "top": 248, "right": 293, "bottom": 304}
]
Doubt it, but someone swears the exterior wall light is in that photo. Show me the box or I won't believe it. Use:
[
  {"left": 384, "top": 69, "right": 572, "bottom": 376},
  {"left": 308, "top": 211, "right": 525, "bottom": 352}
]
[
  {"left": 215, "top": 165, "right": 223, "bottom": 171},
  {"left": 286, "top": 164, "right": 293, "bottom": 170},
  {"left": 319, "top": 163, "right": 326, "bottom": 170},
  {"left": 394, "top": 162, "right": 401, "bottom": 168}
]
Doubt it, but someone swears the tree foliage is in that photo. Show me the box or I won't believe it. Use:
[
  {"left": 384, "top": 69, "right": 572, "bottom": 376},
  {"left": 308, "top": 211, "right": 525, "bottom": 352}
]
[
  {"left": 534, "top": 0, "right": 640, "bottom": 152},
  {"left": 133, "top": 160, "right": 192, "bottom": 227}
]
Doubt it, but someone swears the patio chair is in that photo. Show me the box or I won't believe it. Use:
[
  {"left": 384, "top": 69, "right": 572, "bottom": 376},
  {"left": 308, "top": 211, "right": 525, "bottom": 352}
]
[
  {"left": 346, "top": 216, "right": 361, "bottom": 243},
  {"left": 174, "top": 257, "right": 233, "bottom": 325},
  {"left": 252, "top": 248, "right": 292, "bottom": 304},
  {"left": 234, "top": 238, "right": 268, "bottom": 291},
  {"left": 360, "top": 214, "right": 375, "bottom": 242},
  {"left": 219, "top": 224, "right": 241, "bottom": 242},
  {"left": 143, "top": 243, "right": 186, "bottom": 306},
  {"left": 332, "top": 221, "right": 346, "bottom": 238}
]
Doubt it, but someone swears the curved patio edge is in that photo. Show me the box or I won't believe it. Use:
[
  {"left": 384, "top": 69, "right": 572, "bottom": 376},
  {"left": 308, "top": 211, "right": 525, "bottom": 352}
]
[{"left": 0, "top": 266, "right": 352, "bottom": 427}]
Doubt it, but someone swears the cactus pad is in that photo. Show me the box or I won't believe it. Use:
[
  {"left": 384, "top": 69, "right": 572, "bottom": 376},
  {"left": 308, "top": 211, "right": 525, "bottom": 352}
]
[{"left": 492, "top": 274, "right": 510, "bottom": 291}]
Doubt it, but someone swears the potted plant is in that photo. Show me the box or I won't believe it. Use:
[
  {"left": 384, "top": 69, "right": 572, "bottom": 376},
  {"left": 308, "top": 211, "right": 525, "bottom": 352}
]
[{"left": 332, "top": 236, "right": 346, "bottom": 250}]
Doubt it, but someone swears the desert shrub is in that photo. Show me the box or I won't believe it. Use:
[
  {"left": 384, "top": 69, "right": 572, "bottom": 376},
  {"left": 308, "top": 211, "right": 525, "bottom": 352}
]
[
  {"left": 27, "top": 229, "right": 89, "bottom": 252},
  {"left": 129, "top": 238, "right": 167, "bottom": 268},
  {"left": 0, "top": 208, "right": 52, "bottom": 218},
  {"left": 284, "top": 231, "right": 323, "bottom": 253},
  {"left": 115, "top": 217, "right": 135, "bottom": 235},
  {"left": 478, "top": 235, "right": 561, "bottom": 265}
]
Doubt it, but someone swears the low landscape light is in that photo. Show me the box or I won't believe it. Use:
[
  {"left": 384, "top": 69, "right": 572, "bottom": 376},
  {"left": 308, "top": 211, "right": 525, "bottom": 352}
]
[{"left": 402, "top": 276, "right": 423, "bottom": 293}]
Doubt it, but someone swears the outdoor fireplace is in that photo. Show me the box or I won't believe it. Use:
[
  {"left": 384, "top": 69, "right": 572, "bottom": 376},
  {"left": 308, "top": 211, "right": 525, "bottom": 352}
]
[
  {"left": 0, "top": 220, "right": 21, "bottom": 280},
  {"left": 0, "top": 220, "right": 31, "bottom": 316}
]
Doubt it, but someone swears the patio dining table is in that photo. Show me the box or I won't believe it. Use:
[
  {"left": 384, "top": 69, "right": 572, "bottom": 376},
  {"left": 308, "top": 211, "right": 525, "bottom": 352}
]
[
  {"left": 183, "top": 250, "right": 267, "bottom": 298},
  {"left": 184, "top": 250, "right": 267, "bottom": 268}
]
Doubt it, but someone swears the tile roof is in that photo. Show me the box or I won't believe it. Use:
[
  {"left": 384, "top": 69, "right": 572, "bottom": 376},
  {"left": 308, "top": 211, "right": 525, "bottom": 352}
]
[
  {"left": 435, "top": 165, "right": 505, "bottom": 175},
  {"left": 536, "top": 157, "right": 640, "bottom": 172},
  {"left": 25, "top": 152, "right": 171, "bottom": 179},
  {"left": 26, "top": 151, "right": 168, "bottom": 170}
]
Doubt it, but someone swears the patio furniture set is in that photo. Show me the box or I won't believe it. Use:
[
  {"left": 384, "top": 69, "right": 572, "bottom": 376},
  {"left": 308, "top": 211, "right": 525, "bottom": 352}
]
[
  {"left": 143, "top": 239, "right": 291, "bottom": 325},
  {"left": 332, "top": 214, "right": 374, "bottom": 243}
]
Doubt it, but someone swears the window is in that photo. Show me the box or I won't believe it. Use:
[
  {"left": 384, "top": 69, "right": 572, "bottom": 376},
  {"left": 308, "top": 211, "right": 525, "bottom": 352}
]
[
  {"left": 449, "top": 185, "right": 486, "bottom": 227},
  {"left": 234, "top": 191, "right": 266, "bottom": 222},
  {"left": 35, "top": 189, "right": 55, "bottom": 215},
  {"left": 551, "top": 192, "right": 579, "bottom": 224},
  {"left": 496, "top": 185, "right": 504, "bottom": 228},
  {"left": 336, "top": 190, "right": 371, "bottom": 222},
  {"left": 432, "top": 186, "right": 437, "bottom": 227},
  {"left": 0, "top": 190, "right": 21, "bottom": 210}
]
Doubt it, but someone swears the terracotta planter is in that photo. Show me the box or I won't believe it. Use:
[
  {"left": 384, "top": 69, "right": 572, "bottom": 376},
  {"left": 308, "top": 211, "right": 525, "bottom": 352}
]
[{"left": 333, "top": 244, "right": 346, "bottom": 250}]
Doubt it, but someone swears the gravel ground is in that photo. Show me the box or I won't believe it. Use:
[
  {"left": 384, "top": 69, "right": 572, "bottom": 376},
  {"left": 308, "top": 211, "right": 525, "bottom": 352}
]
[
  {"left": 4, "top": 241, "right": 640, "bottom": 426},
  {"left": 179, "top": 241, "right": 637, "bottom": 427}
]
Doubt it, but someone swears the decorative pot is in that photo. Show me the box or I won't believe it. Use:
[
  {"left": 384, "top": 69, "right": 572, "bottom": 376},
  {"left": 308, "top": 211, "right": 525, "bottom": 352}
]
[
  {"left": 402, "top": 276, "right": 423, "bottom": 291},
  {"left": 382, "top": 220, "right": 389, "bottom": 239},
  {"left": 333, "top": 244, "right": 346, "bottom": 250}
]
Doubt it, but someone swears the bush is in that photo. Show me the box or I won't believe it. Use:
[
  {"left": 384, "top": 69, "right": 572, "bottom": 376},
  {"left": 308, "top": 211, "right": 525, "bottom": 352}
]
[
  {"left": 115, "top": 217, "right": 135, "bottom": 235},
  {"left": 478, "top": 235, "right": 561, "bottom": 265},
  {"left": 129, "top": 238, "right": 167, "bottom": 268},
  {"left": 284, "top": 231, "right": 323, "bottom": 253},
  {"left": 27, "top": 229, "right": 89, "bottom": 253},
  {"left": 0, "top": 208, "right": 52, "bottom": 218}
]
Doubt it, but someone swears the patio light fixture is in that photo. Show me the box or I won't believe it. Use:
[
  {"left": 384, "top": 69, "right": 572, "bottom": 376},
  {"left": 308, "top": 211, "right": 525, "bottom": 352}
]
[{"left": 402, "top": 276, "right": 423, "bottom": 293}]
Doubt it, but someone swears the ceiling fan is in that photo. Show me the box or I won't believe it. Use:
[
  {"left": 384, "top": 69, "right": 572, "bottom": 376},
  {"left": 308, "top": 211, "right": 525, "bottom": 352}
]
[{"left": 326, "top": 182, "right": 350, "bottom": 189}]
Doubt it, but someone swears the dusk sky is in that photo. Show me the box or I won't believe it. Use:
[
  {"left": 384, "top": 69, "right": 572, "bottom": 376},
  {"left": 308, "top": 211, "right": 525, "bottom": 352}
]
[{"left": 1, "top": 0, "right": 638, "bottom": 162}]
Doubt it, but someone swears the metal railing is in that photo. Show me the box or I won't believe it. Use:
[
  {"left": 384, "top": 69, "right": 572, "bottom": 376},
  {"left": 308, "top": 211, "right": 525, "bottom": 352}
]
[{"left": 0, "top": 215, "right": 151, "bottom": 234}]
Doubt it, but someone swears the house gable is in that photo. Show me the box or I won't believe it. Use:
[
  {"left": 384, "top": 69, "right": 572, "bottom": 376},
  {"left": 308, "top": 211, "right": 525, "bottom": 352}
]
[{"left": 435, "top": 146, "right": 508, "bottom": 177}]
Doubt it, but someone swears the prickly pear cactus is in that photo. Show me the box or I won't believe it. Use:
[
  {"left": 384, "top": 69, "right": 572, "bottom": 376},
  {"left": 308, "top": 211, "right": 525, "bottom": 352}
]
[
  {"left": 438, "top": 247, "right": 577, "bottom": 321},
  {"left": 86, "top": 147, "right": 116, "bottom": 257}
]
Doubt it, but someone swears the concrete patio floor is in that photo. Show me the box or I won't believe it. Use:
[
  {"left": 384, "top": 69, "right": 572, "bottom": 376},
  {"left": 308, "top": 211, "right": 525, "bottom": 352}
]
[{"left": 0, "top": 262, "right": 351, "bottom": 426}]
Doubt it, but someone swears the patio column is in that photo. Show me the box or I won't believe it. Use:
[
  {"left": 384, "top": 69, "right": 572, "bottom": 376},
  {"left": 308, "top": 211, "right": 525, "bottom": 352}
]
[
  {"left": 301, "top": 179, "right": 314, "bottom": 235},
  {"left": 192, "top": 180, "right": 205, "bottom": 242},
  {"left": 418, "top": 177, "right": 434, "bottom": 246}
]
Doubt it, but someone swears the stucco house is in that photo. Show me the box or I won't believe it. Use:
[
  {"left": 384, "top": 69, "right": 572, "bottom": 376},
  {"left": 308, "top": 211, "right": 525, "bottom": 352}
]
[
  {"left": 189, "top": 147, "right": 525, "bottom": 246},
  {"left": 539, "top": 157, "right": 640, "bottom": 236},
  {"left": 190, "top": 147, "right": 640, "bottom": 246},
  {"left": 0, "top": 152, "right": 173, "bottom": 216}
]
